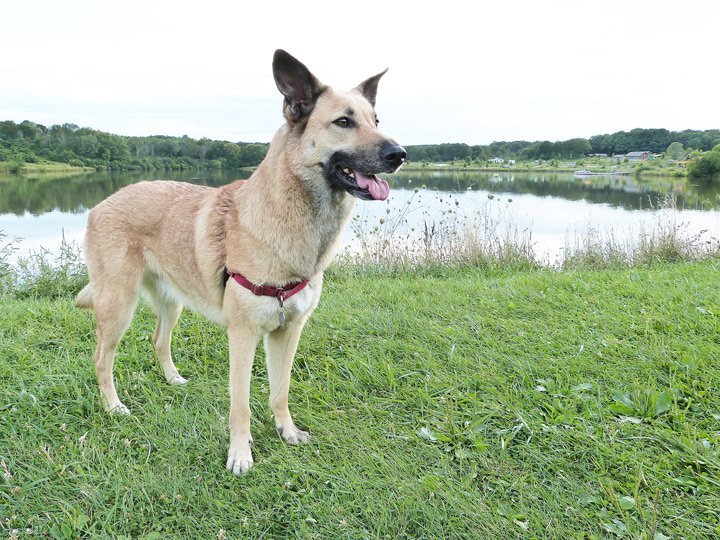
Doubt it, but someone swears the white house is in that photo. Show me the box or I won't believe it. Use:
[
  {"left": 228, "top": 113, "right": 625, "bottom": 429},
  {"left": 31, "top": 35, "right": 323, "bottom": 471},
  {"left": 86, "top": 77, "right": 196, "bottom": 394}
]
[{"left": 489, "top": 157, "right": 504, "bottom": 164}]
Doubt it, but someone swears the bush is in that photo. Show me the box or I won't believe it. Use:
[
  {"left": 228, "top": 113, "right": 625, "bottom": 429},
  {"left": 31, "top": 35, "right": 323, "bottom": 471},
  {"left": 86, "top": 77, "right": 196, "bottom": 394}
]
[
  {"left": 688, "top": 144, "right": 720, "bottom": 180},
  {"left": 2, "top": 237, "right": 87, "bottom": 298},
  {"left": 9, "top": 161, "right": 24, "bottom": 174}
]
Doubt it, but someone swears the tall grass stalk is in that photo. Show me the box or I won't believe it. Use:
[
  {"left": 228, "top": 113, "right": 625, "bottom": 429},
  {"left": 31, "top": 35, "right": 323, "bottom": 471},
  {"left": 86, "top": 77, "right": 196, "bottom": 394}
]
[
  {"left": 1, "top": 194, "right": 718, "bottom": 296},
  {"left": 562, "top": 195, "right": 720, "bottom": 268},
  {"left": 341, "top": 193, "right": 719, "bottom": 275},
  {"left": 343, "top": 194, "right": 541, "bottom": 274},
  {"left": 0, "top": 232, "right": 87, "bottom": 298}
]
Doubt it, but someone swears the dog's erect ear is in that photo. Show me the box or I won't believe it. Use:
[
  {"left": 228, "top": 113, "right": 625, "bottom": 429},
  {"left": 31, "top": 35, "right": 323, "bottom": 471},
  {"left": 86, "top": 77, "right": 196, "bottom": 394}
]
[
  {"left": 273, "top": 50, "right": 327, "bottom": 123},
  {"left": 353, "top": 69, "right": 388, "bottom": 108}
]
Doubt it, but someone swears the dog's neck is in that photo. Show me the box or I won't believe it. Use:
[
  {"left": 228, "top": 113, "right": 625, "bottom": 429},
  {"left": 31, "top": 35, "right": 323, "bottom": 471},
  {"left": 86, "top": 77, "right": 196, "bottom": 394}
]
[{"left": 223, "top": 127, "right": 355, "bottom": 285}]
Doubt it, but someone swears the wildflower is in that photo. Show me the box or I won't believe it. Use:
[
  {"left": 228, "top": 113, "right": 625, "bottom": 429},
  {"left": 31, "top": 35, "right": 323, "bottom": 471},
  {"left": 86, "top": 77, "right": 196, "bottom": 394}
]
[{"left": 217, "top": 529, "right": 227, "bottom": 540}]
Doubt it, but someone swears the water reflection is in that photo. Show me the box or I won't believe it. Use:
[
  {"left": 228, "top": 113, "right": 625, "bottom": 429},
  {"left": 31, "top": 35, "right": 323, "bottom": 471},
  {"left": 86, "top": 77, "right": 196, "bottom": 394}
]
[
  {"left": 0, "top": 169, "right": 250, "bottom": 216},
  {"left": 388, "top": 170, "right": 720, "bottom": 211},
  {"left": 1, "top": 169, "right": 719, "bottom": 217},
  {"left": 2, "top": 169, "right": 719, "bottom": 263}
]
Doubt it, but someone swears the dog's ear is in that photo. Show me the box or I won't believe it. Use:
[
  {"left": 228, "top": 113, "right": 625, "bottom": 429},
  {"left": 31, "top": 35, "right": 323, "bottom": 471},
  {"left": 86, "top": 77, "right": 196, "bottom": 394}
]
[
  {"left": 273, "top": 50, "right": 327, "bottom": 124},
  {"left": 354, "top": 69, "right": 388, "bottom": 108}
]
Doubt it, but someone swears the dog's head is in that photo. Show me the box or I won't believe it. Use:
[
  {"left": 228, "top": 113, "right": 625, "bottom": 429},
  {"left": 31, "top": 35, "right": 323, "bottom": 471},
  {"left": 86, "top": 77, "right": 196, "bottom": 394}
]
[{"left": 272, "top": 50, "right": 405, "bottom": 201}]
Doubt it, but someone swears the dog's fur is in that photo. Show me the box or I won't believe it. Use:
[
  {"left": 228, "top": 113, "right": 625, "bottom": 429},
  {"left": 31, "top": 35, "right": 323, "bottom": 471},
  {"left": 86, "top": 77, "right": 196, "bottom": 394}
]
[{"left": 75, "top": 50, "right": 405, "bottom": 474}]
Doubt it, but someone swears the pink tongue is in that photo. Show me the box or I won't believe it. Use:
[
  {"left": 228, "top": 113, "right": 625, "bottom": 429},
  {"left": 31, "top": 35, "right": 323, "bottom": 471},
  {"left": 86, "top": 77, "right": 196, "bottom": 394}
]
[{"left": 354, "top": 171, "right": 390, "bottom": 201}]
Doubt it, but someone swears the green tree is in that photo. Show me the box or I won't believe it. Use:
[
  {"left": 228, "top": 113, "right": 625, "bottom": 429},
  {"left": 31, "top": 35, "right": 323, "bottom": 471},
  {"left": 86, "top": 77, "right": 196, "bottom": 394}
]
[
  {"left": 76, "top": 134, "right": 100, "bottom": 158},
  {"left": 666, "top": 142, "right": 684, "bottom": 159},
  {"left": 239, "top": 144, "right": 268, "bottom": 166}
]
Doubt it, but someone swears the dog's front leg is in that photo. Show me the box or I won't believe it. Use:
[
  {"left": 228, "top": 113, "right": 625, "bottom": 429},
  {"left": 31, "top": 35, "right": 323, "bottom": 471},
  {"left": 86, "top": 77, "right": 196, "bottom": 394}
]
[
  {"left": 226, "top": 323, "right": 260, "bottom": 475},
  {"left": 265, "top": 318, "right": 312, "bottom": 444}
]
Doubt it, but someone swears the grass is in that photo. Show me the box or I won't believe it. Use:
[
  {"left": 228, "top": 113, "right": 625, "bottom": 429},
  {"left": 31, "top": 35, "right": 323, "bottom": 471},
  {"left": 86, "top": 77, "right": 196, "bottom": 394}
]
[
  {"left": 2, "top": 238, "right": 720, "bottom": 538},
  {"left": 340, "top": 192, "right": 720, "bottom": 274},
  {"left": 401, "top": 158, "right": 689, "bottom": 179},
  {"left": 0, "top": 161, "right": 92, "bottom": 175}
]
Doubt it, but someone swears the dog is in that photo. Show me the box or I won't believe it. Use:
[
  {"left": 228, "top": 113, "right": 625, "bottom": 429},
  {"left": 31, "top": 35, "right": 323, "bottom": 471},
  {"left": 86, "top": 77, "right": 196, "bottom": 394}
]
[{"left": 75, "top": 50, "right": 405, "bottom": 474}]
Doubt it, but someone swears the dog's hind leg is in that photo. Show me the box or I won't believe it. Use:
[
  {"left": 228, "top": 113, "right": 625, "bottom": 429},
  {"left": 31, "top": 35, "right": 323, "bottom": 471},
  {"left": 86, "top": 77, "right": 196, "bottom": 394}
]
[
  {"left": 91, "top": 275, "right": 142, "bottom": 415},
  {"left": 265, "top": 318, "right": 312, "bottom": 444},
  {"left": 143, "top": 275, "right": 187, "bottom": 385}
]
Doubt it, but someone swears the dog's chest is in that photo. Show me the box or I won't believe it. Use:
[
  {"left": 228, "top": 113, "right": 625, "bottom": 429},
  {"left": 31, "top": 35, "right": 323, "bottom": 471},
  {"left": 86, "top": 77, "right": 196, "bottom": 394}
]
[{"left": 248, "top": 286, "right": 316, "bottom": 334}]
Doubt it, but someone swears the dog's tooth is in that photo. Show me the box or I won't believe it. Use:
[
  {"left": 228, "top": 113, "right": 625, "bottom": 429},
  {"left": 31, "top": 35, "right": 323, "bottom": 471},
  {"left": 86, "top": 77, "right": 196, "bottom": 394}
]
[{"left": 342, "top": 167, "right": 351, "bottom": 174}]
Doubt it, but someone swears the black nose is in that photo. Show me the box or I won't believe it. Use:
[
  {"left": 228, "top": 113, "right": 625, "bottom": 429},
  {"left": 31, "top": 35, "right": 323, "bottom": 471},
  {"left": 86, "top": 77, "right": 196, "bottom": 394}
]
[{"left": 382, "top": 143, "right": 407, "bottom": 168}]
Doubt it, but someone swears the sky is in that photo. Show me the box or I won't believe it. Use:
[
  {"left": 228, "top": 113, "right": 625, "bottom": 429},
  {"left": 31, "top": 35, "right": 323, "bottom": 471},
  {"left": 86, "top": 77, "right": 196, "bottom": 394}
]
[{"left": 2, "top": 0, "right": 719, "bottom": 147}]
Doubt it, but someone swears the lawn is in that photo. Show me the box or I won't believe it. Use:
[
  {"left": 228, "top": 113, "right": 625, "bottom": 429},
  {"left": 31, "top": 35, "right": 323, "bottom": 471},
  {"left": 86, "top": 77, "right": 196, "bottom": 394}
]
[{"left": 1, "top": 262, "right": 720, "bottom": 539}]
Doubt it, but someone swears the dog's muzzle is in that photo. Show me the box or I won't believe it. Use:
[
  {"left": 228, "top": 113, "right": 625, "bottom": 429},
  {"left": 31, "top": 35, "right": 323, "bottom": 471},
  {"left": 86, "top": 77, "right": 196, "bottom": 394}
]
[{"left": 325, "top": 143, "right": 406, "bottom": 201}]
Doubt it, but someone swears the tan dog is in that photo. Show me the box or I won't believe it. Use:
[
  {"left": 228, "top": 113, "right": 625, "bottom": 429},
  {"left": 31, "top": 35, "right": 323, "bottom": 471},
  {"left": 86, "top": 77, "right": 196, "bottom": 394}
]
[{"left": 75, "top": 50, "right": 405, "bottom": 474}]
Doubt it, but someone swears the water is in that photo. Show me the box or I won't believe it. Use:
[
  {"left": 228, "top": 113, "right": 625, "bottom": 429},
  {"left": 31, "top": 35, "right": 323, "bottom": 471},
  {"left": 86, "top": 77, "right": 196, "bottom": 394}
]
[{"left": 1, "top": 169, "right": 719, "bottom": 264}]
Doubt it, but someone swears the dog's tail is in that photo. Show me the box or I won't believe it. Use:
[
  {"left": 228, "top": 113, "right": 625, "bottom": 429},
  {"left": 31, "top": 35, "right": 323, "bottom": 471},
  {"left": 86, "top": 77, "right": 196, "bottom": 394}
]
[{"left": 75, "top": 284, "right": 94, "bottom": 310}]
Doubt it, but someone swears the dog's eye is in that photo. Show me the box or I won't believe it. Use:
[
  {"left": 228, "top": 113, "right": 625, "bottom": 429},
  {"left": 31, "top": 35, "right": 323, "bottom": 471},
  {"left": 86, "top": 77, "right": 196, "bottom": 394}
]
[
  {"left": 333, "top": 117, "right": 352, "bottom": 128},
  {"left": 375, "top": 117, "right": 380, "bottom": 126}
]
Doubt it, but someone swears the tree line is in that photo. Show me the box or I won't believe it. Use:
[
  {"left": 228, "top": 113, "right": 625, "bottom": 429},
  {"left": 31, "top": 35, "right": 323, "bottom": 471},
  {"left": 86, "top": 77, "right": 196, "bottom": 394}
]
[
  {"left": 2, "top": 120, "right": 719, "bottom": 173},
  {"left": 406, "top": 128, "right": 720, "bottom": 163},
  {"left": 0, "top": 121, "right": 269, "bottom": 171}
]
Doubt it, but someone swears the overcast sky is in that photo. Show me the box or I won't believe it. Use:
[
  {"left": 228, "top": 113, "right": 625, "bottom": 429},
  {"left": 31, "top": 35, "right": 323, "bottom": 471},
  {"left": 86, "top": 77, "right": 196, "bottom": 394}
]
[{"left": 2, "top": 0, "right": 718, "bottom": 146}]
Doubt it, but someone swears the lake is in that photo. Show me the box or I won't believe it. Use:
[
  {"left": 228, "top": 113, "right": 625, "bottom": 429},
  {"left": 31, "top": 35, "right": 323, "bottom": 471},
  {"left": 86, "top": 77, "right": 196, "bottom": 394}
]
[{"left": 2, "top": 169, "right": 720, "bottom": 264}]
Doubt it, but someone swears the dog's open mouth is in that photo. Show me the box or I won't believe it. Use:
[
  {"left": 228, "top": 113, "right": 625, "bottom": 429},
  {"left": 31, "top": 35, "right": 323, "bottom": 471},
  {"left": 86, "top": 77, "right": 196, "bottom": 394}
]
[{"left": 336, "top": 165, "right": 390, "bottom": 201}]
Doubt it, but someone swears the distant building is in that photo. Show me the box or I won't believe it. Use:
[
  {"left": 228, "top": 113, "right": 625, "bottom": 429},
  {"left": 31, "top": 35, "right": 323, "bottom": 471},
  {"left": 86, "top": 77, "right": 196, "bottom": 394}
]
[
  {"left": 489, "top": 157, "right": 504, "bottom": 163},
  {"left": 626, "top": 151, "right": 653, "bottom": 161},
  {"left": 677, "top": 154, "right": 693, "bottom": 167},
  {"left": 587, "top": 153, "right": 608, "bottom": 158},
  {"left": 612, "top": 154, "right": 627, "bottom": 161},
  {"left": 508, "top": 159, "right": 516, "bottom": 164}
]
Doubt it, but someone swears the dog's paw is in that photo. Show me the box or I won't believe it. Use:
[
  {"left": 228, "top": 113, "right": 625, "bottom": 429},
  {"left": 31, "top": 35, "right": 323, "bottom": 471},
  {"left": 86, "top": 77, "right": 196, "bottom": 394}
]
[
  {"left": 168, "top": 374, "right": 189, "bottom": 385},
  {"left": 226, "top": 439, "right": 254, "bottom": 475},
  {"left": 107, "top": 402, "right": 131, "bottom": 415},
  {"left": 278, "top": 425, "right": 312, "bottom": 445},
  {"left": 226, "top": 448, "right": 254, "bottom": 475}
]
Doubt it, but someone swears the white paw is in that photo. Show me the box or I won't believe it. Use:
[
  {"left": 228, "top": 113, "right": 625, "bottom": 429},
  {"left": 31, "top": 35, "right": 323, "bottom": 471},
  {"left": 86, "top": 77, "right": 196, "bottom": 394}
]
[
  {"left": 278, "top": 425, "right": 311, "bottom": 445},
  {"left": 108, "top": 402, "right": 130, "bottom": 415},
  {"left": 168, "top": 374, "right": 189, "bottom": 385},
  {"left": 226, "top": 445, "right": 254, "bottom": 475}
]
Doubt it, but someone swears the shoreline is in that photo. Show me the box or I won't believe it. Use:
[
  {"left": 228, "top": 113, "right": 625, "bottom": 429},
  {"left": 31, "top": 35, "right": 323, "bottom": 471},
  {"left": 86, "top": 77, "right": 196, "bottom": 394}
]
[
  {"left": 0, "top": 159, "right": 688, "bottom": 180},
  {"left": 400, "top": 164, "right": 688, "bottom": 178}
]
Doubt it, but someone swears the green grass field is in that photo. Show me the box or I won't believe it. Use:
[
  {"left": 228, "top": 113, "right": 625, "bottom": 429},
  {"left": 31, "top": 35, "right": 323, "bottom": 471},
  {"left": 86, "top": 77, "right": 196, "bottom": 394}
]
[{"left": 2, "top": 260, "right": 720, "bottom": 539}]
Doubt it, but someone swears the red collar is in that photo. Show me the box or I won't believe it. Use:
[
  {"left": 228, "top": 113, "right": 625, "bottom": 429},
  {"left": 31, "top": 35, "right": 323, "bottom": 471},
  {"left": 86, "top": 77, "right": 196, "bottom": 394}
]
[{"left": 226, "top": 270, "right": 309, "bottom": 303}]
